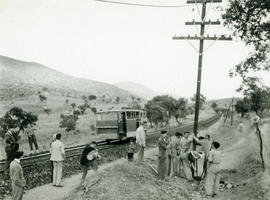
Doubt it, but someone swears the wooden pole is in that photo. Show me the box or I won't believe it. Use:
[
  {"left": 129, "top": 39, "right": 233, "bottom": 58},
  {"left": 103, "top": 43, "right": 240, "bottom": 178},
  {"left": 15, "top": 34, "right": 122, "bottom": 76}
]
[
  {"left": 193, "top": 0, "right": 207, "bottom": 138},
  {"left": 231, "top": 97, "right": 234, "bottom": 126}
]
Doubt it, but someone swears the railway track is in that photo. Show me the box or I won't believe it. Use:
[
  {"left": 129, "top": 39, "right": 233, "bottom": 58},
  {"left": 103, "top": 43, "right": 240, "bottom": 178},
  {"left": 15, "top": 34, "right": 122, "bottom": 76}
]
[{"left": 0, "top": 114, "right": 220, "bottom": 173}]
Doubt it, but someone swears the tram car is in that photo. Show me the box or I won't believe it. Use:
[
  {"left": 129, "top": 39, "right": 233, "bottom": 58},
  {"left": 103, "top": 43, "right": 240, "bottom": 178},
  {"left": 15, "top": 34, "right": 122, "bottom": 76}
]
[{"left": 95, "top": 108, "right": 147, "bottom": 140}]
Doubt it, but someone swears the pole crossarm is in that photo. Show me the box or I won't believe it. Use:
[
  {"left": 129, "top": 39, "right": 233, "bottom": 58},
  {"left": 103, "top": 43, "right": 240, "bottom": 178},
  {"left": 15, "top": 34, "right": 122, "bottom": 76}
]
[
  {"left": 187, "top": 0, "right": 222, "bottom": 3},
  {"left": 172, "top": 35, "right": 232, "bottom": 41},
  {"left": 185, "top": 19, "right": 220, "bottom": 25}
]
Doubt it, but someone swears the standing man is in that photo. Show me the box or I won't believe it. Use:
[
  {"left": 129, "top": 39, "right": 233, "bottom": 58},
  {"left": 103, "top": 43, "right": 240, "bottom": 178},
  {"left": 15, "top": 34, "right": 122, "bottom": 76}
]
[
  {"left": 158, "top": 130, "right": 169, "bottom": 179},
  {"left": 136, "top": 120, "right": 147, "bottom": 164},
  {"left": 50, "top": 133, "right": 65, "bottom": 187},
  {"left": 24, "top": 125, "right": 39, "bottom": 154},
  {"left": 193, "top": 134, "right": 211, "bottom": 176},
  {"left": 5, "top": 127, "right": 20, "bottom": 173},
  {"left": 180, "top": 131, "right": 193, "bottom": 180},
  {"left": 167, "top": 132, "right": 182, "bottom": 177},
  {"left": 205, "top": 141, "right": 221, "bottom": 198},
  {"left": 10, "top": 151, "right": 26, "bottom": 200}
]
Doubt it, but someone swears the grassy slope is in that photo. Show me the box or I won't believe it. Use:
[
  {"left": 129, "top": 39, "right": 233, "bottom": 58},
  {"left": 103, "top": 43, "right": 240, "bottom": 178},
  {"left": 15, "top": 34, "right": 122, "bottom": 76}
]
[{"left": 0, "top": 93, "right": 129, "bottom": 159}]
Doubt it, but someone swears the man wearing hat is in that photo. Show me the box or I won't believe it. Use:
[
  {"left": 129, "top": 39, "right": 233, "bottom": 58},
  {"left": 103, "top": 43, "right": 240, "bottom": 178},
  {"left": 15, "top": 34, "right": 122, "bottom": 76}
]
[
  {"left": 158, "top": 130, "right": 169, "bottom": 179},
  {"left": 10, "top": 151, "right": 26, "bottom": 200},
  {"left": 136, "top": 120, "right": 147, "bottom": 164}
]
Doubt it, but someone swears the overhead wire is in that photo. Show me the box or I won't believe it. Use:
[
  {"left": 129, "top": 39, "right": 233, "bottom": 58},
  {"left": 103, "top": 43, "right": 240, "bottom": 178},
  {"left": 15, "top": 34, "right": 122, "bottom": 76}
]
[
  {"left": 93, "top": 0, "right": 193, "bottom": 8},
  {"left": 203, "top": 37, "right": 219, "bottom": 53},
  {"left": 185, "top": 38, "right": 200, "bottom": 54}
]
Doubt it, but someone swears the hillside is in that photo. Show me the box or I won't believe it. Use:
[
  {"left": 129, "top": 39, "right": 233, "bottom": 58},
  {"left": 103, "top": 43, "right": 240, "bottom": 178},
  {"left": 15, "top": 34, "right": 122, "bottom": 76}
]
[
  {"left": 0, "top": 55, "right": 134, "bottom": 100},
  {"left": 114, "top": 81, "right": 161, "bottom": 100}
]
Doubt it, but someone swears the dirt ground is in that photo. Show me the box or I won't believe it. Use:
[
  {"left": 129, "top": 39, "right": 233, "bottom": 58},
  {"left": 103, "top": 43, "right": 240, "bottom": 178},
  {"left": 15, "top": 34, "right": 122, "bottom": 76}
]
[
  {"left": 66, "top": 117, "right": 270, "bottom": 200},
  {"left": 3, "top": 116, "right": 270, "bottom": 200}
]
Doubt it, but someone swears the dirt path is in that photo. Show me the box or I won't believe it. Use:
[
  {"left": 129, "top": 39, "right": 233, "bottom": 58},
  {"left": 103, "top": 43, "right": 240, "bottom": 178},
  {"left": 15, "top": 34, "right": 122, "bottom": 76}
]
[{"left": 3, "top": 149, "right": 158, "bottom": 200}]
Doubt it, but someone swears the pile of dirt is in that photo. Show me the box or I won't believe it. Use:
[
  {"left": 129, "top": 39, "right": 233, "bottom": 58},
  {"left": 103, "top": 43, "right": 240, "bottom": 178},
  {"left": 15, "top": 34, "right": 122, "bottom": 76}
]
[{"left": 67, "top": 163, "right": 201, "bottom": 200}]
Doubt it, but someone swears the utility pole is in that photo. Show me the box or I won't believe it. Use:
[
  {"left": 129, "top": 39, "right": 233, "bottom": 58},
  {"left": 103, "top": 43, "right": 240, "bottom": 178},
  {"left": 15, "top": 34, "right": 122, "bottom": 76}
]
[
  {"left": 173, "top": 0, "right": 232, "bottom": 137},
  {"left": 231, "top": 97, "right": 234, "bottom": 126}
]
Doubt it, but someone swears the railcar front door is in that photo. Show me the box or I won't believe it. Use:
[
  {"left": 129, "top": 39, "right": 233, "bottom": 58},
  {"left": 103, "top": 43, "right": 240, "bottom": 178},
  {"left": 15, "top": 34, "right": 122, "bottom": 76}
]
[{"left": 118, "top": 112, "right": 127, "bottom": 138}]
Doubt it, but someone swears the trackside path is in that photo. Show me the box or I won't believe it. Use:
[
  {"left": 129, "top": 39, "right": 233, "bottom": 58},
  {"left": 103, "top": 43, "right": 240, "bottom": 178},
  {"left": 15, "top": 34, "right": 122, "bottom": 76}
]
[{"left": 4, "top": 149, "right": 157, "bottom": 200}]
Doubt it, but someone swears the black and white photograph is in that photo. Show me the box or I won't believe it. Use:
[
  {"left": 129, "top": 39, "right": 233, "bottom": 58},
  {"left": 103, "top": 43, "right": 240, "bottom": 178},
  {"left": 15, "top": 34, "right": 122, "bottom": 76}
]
[{"left": 0, "top": 0, "right": 269, "bottom": 199}]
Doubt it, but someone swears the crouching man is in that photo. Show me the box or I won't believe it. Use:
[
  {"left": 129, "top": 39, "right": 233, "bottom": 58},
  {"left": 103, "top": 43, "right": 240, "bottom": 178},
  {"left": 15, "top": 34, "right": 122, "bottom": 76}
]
[{"left": 205, "top": 141, "right": 221, "bottom": 198}]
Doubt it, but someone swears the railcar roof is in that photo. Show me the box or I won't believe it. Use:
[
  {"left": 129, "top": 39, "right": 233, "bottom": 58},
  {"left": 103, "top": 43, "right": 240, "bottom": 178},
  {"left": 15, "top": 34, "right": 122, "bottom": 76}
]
[{"left": 96, "top": 109, "right": 145, "bottom": 114}]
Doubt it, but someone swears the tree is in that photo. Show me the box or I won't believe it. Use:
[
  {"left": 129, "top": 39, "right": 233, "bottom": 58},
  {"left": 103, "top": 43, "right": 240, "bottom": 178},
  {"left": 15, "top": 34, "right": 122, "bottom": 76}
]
[
  {"left": 78, "top": 105, "right": 87, "bottom": 115},
  {"left": 91, "top": 107, "right": 97, "bottom": 114},
  {"left": 59, "top": 113, "right": 77, "bottom": 132},
  {"left": 223, "top": 0, "right": 270, "bottom": 79},
  {"left": 144, "top": 95, "right": 189, "bottom": 126},
  {"left": 71, "top": 103, "right": 76, "bottom": 109},
  {"left": 43, "top": 107, "right": 52, "bottom": 115},
  {"left": 235, "top": 100, "right": 250, "bottom": 117},
  {"left": 237, "top": 77, "right": 270, "bottom": 115},
  {"left": 81, "top": 95, "right": 87, "bottom": 102},
  {"left": 39, "top": 94, "right": 47, "bottom": 102},
  {"left": 191, "top": 94, "right": 206, "bottom": 110},
  {"left": 144, "top": 103, "right": 166, "bottom": 127},
  {"left": 116, "top": 96, "right": 120, "bottom": 104},
  {"left": 88, "top": 95, "right": 97, "bottom": 101},
  {"left": 0, "top": 107, "right": 38, "bottom": 139},
  {"left": 187, "top": 106, "right": 194, "bottom": 115},
  {"left": 211, "top": 102, "right": 218, "bottom": 111},
  {"left": 174, "top": 98, "right": 189, "bottom": 125}
]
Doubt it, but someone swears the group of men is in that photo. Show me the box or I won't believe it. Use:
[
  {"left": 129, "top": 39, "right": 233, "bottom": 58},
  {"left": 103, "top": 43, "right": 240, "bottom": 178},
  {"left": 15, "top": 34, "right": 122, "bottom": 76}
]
[
  {"left": 135, "top": 120, "right": 222, "bottom": 198},
  {"left": 5, "top": 119, "right": 221, "bottom": 199},
  {"left": 157, "top": 129, "right": 222, "bottom": 198},
  {"left": 3, "top": 128, "right": 65, "bottom": 200}
]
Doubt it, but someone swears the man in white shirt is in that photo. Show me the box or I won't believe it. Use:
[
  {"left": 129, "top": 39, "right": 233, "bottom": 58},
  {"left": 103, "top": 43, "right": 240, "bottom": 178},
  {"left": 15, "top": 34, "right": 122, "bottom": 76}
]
[
  {"left": 136, "top": 120, "right": 147, "bottom": 164},
  {"left": 50, "top": 133, "right": 65, "bottom": 187}
]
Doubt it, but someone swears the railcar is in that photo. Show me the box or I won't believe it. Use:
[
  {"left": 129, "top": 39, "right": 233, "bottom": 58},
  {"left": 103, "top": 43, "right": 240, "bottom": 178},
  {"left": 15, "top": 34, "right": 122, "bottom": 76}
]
[{"left": 95, "top": 109, "right": 147, "bottom": 140}]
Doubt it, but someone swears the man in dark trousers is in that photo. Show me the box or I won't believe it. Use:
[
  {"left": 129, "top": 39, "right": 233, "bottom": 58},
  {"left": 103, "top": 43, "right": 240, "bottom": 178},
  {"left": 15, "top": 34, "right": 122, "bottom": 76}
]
[
  {"left": 79, "top": 141, "right": 100, "bottom": 188},
  {"left": 10, "top": 151, "right": 26, "bottom": 200},
  {"left": 24, "top": 125, "right": 39, "bottom": 154},
  {"left": 158, "top": 130, "right": 169, "bottom": 179},
  {"left": 5, "top": 127, "right": 20, "bottom": 173}
]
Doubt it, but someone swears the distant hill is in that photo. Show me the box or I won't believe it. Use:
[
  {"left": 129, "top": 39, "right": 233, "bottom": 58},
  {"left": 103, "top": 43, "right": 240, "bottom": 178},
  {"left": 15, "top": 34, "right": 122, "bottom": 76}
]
[
  {"left": 114, "top": 82, "right": 162, "bottom": 100},
  {"left": 0, "top": 55, "right": 135, "bottom": 101}
]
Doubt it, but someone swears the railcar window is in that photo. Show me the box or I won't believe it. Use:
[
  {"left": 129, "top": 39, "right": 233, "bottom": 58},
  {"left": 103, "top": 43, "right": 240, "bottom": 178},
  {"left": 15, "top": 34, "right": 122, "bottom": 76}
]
[
  {"left": 127, "top": 111, "right": 136, "bottom": 119},
  {"left": 110, "top": 113, "right": 118, "bottom": 120},
  {"left": 97, "top": 113, "right": 117, "bottom": 121},
  {"left": 127, "top": 112, "right": 131, "bottom": 119}
]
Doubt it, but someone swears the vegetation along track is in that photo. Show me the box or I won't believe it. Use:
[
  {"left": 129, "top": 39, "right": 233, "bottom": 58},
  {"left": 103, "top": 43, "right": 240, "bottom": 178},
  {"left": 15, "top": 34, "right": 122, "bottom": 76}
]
[{"left": 0, "top": 114, "right": 220, "bottom": 199}]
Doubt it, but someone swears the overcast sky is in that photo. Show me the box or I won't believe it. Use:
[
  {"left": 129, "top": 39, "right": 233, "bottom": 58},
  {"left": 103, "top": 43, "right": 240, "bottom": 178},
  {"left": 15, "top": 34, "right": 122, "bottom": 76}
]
[{"left": 0, "top": 0, "right": 269, "bottom": 100}]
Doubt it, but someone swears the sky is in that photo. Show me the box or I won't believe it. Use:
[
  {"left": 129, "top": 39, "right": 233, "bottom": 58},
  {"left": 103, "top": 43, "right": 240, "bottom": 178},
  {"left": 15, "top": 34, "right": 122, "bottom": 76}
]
[{"left": 0, "top": 0, "right": 269, "bottom": 100}]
